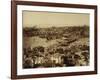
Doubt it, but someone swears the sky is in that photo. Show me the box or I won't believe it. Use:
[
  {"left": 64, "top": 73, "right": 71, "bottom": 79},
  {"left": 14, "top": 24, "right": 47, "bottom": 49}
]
[{"left": 23, "top": 11, "right": 90, "bottom": 28}]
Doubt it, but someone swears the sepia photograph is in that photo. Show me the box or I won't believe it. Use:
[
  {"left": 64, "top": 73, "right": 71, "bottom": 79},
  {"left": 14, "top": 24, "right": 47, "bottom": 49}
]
[{"left": 23, "top": 11, "right": 90, "bottom": 69}]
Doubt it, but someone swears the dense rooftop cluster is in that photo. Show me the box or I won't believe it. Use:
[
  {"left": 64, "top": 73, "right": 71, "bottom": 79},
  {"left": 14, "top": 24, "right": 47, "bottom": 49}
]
[{"left": 23, "top": 25, "right": 89, "bottom": 68}]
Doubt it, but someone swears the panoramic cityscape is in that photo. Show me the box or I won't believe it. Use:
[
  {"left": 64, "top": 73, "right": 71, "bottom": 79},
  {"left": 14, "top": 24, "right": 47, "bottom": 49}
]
[{"left": 22, "top": 11, "right": 90, "bottom": 68}]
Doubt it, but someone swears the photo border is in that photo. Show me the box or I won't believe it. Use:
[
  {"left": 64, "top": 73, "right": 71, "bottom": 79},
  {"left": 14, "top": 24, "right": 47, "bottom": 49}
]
[{"left": 11, "top": 1, "right": 97, "bottom": 79}]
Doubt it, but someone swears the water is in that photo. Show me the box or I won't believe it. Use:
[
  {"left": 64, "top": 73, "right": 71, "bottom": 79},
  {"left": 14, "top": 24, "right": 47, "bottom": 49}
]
[{"left": 23, "top": 36, "right": 59, "bottom": 48}]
